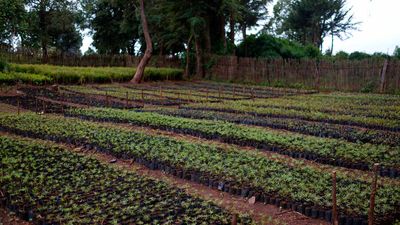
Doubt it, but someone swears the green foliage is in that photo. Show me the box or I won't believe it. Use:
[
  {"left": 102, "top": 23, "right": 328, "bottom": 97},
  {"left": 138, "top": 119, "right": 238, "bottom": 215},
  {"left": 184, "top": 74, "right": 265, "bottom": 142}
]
[
  {"left": 187, "top": 93, "right": 400, "bottom": 132},
  {"left": 0, "top": 135, "right": 243, "bottom": 224},
  {"left": 3, "top": 64, "right": 183, "bottom": 85},
  {"left": 0, "top": 72, "right": 52, "bottom": 85},
  {"left": 393, "top": 46, "right": 400, "bottom": 59},
  {"left": 237, "top": 34, "right": 320, "bottom": 59},
  {"left": 0, "top": 0, "right": 27, "bottom": 44},
  {"left": 335, "top": 51, "right": 349, "bottom": 59},
  {"left": 272, "top": 0, "right": 358, "bottom": 48},
  {"left": 67, "top": 106, "right": 400, "bottom": 168},
  {"left": 1, "top": 112, "right": 399, "bottom": 218},
  {"left": 87, "top": 0, "right": 138, "bottom": 55},
  {"left": 360, "top": 80, "right": 377, "bottom": 93},
  {"left": 348, "top": 51, "right": 371, "bottom": 60},
  {"left": 0, "top": 58, "right": 9, "bottom": 72}
]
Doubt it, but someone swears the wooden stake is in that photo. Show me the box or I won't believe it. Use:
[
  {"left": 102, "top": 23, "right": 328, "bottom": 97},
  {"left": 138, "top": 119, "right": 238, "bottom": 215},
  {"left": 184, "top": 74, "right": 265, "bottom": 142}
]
[
  {"left": 106, "top": 91, "right": 109, "bottom": 107},
  {"left": 218, "top": 86, "right": 222, "bottom": 99},
  {"left": 42, "top": 100, "right": 46, "bottom": 113},
  {"left": 126, "top": 92, "right": 129, "bottom": 109},
  {"left": 159, "top": 86, "right": 163, "bottom": 99},
  {"left": 141, "top": 89, "right": 145, "bottom": 107},
  {"left": 380, "top": 59, "right": 388, "bottom": 93},
  {"left": 35, "top": 98, "right": 38, "bottom": 114},
  {"left": 17, "top": 97, "right": 20, "bottom": 115},
  {"left": 251, "top": 88, "right": 255, "bottom": 101},
  {"left": 233, "top": 86, "right": 236, "bottom": 99},
  {"left": 368, "top": 163, "right": 380, "bottom": 225},
  {"left": 332, "top": 171, "right": 338, "bottom": 225},
  {"left": 206, "top": 88, "right": 209, "bottom": 102},
  {"left": 231, "top": 214, "right": 238, "bottom": 225}
]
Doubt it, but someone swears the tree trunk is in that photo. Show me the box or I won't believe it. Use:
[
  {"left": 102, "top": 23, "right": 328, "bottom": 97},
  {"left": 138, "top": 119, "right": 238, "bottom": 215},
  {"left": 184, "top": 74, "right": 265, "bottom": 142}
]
[
  {"left": 184, "top": 34, "right": 193, "bottom": 79},
  {"left": 194, "top": 37, "right": 204, "bottom": 78},
  {"left": 242, "top": 24, "right": 247, "bottom": 56},
  {"left": 39, "top": 0, "right": 48, "bottom": 63},
  {"left": 131, "top": 0, "right": 153, "bottom": 84},
  {"left": 242, "top": 24, "right": 247, "bottom": 42},
  {"left": 229, "top": 14, "right": 235, "bottom": 43},
  {"left": 219, "top": 15, "right": 227, "bottom": 51}
]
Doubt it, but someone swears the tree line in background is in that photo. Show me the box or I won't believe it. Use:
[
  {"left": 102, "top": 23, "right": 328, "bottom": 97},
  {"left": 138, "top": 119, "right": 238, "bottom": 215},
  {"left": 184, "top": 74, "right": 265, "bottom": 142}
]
[{"left": 1, "top": 0, "right": 400, "bottom": 77}]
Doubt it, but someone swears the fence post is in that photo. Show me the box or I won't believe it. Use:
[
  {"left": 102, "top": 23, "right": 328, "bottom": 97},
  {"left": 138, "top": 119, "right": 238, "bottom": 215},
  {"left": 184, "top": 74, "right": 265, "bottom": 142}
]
[
  {"left": 231, "top": 214, "right": 238, "bottom": 225},
  {"left": 314, "top": 60, "right": 321, "bottom": 91},
  {"left": 368, "top": 163, "right": 380, "bottom": 225},
  {"left": 218, "top": 86, "right": 222, "bottom": 99},
  {"left": 17, "top": 97, "right": 20, "bottom": 115},
  {"left": 106, "top": 91, "right": 109, "bottom": 107},
  {"left": 141, "top": 89, "right": 145, "bottom": 107},
  {"left": 380, "top": 59, "right": 389, "bottom": 93},
  {"left": 42, "top": 100, "right": 46, "bottom": 113},
  {"left": 35, "top": 98, "right": 38, "bottom": 114},
  {"left": 126, "top": 92, "right": 129, "bottom": 109},
  {"left": 332, "top": 171, "right": 338, "bottom": 225}
]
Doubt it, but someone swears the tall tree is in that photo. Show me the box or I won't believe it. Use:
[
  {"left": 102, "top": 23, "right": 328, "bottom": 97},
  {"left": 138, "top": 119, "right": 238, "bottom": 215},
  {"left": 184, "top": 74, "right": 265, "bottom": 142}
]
[
  {"left": 131, "top": 0, "right": 152, "bottom": 83},
  {"left": 271, "top": 0, "right": 358, "bottom": 49},
  {"left": 238, "top": 0, "right": 271, "bottom": 42},
  {"left": 0, "top": 0, "right": 27, "bottom": 47},
  {"left": 86, "top": 0, "right": 139, "bottom": 54},
  {"left": 394, "top": 46, "right": 400, "bottom": 59},
  {"left": 25, "top": 0, "right": 83, "bottom": 60}
]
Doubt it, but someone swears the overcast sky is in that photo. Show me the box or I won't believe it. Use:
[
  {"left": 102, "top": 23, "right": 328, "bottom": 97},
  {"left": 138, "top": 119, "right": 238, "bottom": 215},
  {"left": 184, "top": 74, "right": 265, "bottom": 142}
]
[
  {"left": 81, "top": 0, "right": 400, "bottom": 55},
  {"left": 322, "top": 0, "right": 400, "bottom": 54}
]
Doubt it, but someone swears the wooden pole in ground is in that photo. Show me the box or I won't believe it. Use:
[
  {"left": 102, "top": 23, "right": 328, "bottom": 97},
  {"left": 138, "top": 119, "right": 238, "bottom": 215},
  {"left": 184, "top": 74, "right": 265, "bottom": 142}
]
[
  {"left": 126, "top": 92, "right": 129, "bottom": 109},
  {"left": 332, "top": 171, "right": 338, "bottom": 225},
  {"left": 251, "top": 88, "right": 255, "bottom": 101},
  {"left": 17, "top": 97, "right": 20, "bottom": 115},
  {"left": 380, "top": 59, "right": 388, "bottom": 93},
  {"left": 233, "top": 86, "right": 236, "bottom": 99},
  {"left": 141, "top": 89, "right": 145, "bottom": 107},
  {"left": 106, "top": 91, "right": 109, "bottom": 107},
  {"left": 231, "top": 214, "right": 238, "bottom": 225},
  {"left": 206, "top": 88, "right": 209, "bottom": 102},
  {"left": 218, "top": 86, "right": 222, "bottom": 99},
  {"left": 368, "top": 163, "right": 380, "bottom": 225}
]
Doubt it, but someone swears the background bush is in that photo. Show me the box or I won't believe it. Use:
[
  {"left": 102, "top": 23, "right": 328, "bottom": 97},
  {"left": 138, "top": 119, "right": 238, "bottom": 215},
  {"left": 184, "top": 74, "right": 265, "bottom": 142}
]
[{"left": 236, "top": 34, "right": 321, "bottom": 59}]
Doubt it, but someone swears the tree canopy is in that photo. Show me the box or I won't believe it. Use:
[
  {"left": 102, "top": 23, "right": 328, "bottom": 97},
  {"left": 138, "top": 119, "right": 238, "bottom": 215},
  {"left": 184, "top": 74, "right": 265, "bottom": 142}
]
[{"left": 271, "top": 0, "right": 358, "bottom": 50}]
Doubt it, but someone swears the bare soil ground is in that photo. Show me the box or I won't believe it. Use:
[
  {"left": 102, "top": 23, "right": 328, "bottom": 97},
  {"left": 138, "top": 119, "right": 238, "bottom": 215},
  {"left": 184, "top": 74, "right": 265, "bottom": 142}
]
[{"left": 0, "top": 208, "right": 31, "bottom": 225}]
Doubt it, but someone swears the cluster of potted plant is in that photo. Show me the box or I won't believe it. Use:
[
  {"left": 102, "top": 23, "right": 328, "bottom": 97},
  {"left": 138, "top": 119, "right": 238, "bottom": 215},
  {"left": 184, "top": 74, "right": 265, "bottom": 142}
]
[
  {"left": 183, "top": 96, "right": 400, "bottom": 132},
  {"left": 0, "top": 112, "right": 399, "bottom": 224},
  {"left": 1, "top": 135, "right": 250, "bottom": 224},
  {"left": 143, "top": 107, "right": 400, "bottom": 147},
  {"left": 64, "top": 107, "right": 400, "bottom": 177}
]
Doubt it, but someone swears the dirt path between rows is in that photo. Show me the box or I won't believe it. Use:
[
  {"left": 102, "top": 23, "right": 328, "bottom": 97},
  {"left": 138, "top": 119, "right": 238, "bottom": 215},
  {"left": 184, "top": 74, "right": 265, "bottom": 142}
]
[{"left": 0, "top": 132, "right": 327, "bottom": 225}]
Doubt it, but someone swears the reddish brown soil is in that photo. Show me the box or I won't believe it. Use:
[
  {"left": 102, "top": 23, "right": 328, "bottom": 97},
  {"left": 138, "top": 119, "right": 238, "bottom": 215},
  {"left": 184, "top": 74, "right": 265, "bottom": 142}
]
[
  {"left": 0, "top": 103, "right": 28, "bottom": 113},
  {"left": 0, "top": 208, "right": 31, "bottom": 225}
]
